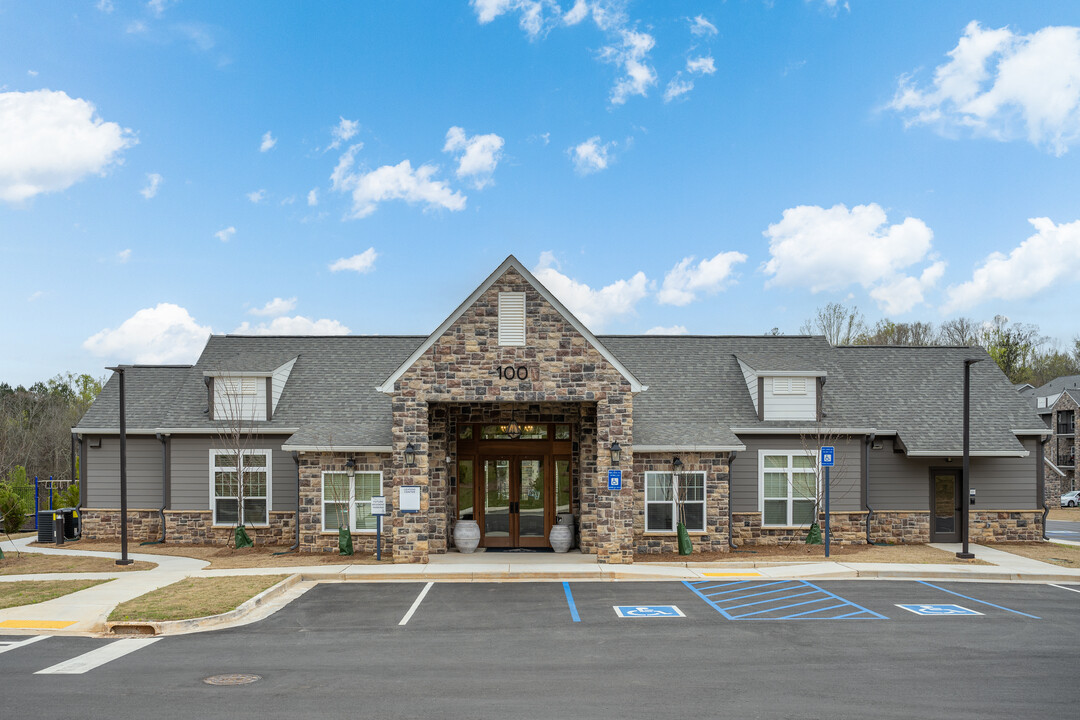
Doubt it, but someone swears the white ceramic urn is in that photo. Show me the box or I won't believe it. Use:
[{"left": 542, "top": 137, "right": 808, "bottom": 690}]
[
  {"left": 549, "top": 524, "right": 573, "bottom": 553},
  {"left": 453, "top": 520, "right": 481, "bottom": 553}
]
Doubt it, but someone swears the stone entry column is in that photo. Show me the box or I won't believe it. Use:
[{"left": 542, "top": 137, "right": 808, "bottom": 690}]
[
  {"left": 589, "top": 394, "right": 634, "bottom": 564},
  {"left": 392, "top": 396, "right": 430, "bottom": 563}
]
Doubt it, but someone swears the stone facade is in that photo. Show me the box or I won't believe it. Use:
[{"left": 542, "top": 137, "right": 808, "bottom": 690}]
[
  {"left": 1048, "top": 392, "right": 1078, "bottom": 501},
  {"left": 296, "top": 451, "right": 395, "bottom": 554},
  {"left": 387, "top": 267, "right": 635, "bottom": 564},
  {"left": 633, "top": 452, "right": 731, "bottom": 554},
  {"left": 969, "top": 510, "right": 1044, "bottom": 542},
  {"left": 868, "top": 511, "right": 930, "bottom": 544},
  {"left": 731, "top": 511, "right": 867, "bottom": 546},
  {"left": 80, "top": 508, "right": 296, "bottom": 546}
]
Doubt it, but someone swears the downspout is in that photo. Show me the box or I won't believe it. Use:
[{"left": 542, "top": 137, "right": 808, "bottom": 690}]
[
  {"left": 864, "top": 433, "right": 876, "bottom": 545},
  {"left": 1039, "top": 435, "right": 1050, "bottom": 541},
  {"left": 142, "top": 433, "right": 168, "bottom": 545},
  {"left": 274, "top": 451, "right": 301, "bottom": 555},
  {"left": 727, "top": 451, "right": 738, "bottom": 549}
]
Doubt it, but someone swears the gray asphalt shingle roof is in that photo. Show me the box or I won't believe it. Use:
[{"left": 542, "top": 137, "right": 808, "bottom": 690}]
[
  {"left": 1028, "top": 374, "right": 1080, "bottom": 415},
  {"left": 76, "top": 334, "right": 1045, "bottom": 454}
]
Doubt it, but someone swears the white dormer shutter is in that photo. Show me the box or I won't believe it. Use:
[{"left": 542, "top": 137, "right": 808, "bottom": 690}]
[
  {"left": 498, "top": 292, "right": 526, "bottom": 346},
  {"left": 773, "top": 377, "right": 807, "bottom": 395}
]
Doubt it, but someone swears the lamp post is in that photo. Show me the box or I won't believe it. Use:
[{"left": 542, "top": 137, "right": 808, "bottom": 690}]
[
  {"left": 106, "top": 366, "right": 133, "bottom": 566},
  {"left": 957, "top": 357, "right": 983, "bottom": 560}
]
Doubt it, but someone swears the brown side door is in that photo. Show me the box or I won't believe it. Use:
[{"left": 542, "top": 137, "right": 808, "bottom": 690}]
[{"left": 930, "top": 468, "right": 962, "bottom": 543}]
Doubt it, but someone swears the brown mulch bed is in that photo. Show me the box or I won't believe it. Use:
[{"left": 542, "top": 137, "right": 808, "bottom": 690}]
[
  {"left": 988, "top": 541, "right": 1080, "bottom": 569},
  {"left": 0, "top": 553, "right": 156, "bottom": 575},
  {"left": 639, "top": 543, "right": 990, "bottom": 565},
  {"left": 38, "top": 540, "right": 386, "bottom": 569}
]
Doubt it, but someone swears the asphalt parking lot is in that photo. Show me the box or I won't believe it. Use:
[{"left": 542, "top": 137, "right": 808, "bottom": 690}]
[{"left": 2, "top": 579, "right": 1078, "bottom": 719}]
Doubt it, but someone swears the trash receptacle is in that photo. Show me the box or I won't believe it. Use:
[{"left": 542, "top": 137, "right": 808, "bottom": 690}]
[
  {"left": 61, "top": 508, "right": 79, "bottom": 540},
  {"left": 37, "top": 510, "right": 55, "bottom": 543}
]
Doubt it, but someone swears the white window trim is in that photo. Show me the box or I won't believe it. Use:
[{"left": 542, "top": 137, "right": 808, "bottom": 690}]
[
  {"left": 321, "top": 471, "right": 383, "bottom": 534},
  {"left": 758, "top": 449, "right": 819, "bottom": 527},
  {"left": 644, "top": 471, "right": 707, "bottom": 533},
  {"left": 209, "top": 448, "right": 272, "bottom": 527}
]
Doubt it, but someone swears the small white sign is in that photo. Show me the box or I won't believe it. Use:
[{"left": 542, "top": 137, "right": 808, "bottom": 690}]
[
  {"left": 399, "top": 486, "right": 421, "bottom": 513},
  {"left": 370, "top": 495, "right": 387, "bottom": 516}
]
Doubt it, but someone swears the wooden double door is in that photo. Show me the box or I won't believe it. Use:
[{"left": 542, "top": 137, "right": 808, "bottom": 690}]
[{"left": 479, "top": 455, "right": 551, "bottom": 548}]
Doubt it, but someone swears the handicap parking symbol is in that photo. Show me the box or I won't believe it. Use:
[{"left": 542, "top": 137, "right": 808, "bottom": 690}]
[
  {"left": 614, "top": 605, "right": 685, "bottom": 618},
  {"left": 896, "top": 604, "right": 983, "bottom": 616}
]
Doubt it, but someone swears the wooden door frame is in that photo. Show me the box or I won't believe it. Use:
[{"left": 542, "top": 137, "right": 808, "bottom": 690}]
[{"left": 929, "top": 466, "right": 962, "bottom": 543}]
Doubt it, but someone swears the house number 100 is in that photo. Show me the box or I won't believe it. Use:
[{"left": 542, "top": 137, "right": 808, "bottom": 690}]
[{"left": 496, "top": 366, "right": 529, "bottom": 381}]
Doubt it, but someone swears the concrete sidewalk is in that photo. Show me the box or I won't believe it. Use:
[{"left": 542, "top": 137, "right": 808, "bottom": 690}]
[{"left": 2, "top": 535, "right": 1078, "bottom": 637}]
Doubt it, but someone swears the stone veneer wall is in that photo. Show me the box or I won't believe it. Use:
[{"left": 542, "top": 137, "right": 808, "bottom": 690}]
[
  {"left": 969, "top": 510, "right": 1043, "bottom": 541},
  {"left": 731, "top": 511, "right": 867, "bottom": 546},
  {"left": 633, "top": 452, "right": 730, "bottom": 555},
  {"left": 297, "top": 452, "right": 395, "bottom": 554},
  {"left": 868, "top": 511, "right": 930, "bottom": 544},
  {"left": 389, "top": 267, "right": 634, "bottom": 564},
  {"left": 80, "top": 509, "right": 295, "bottom": 545},
  {"left": 1049, "top": 392, "right": 1078, "bottom": 500}
]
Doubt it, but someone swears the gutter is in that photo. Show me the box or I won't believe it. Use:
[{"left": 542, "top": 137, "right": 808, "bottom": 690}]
[
  {"left": 142, "top": 433, "right": 169, "bottom": 545},
  {"left": 864, "top": 433, "right": 876, "bottom": 545},
  {"left": 727, "top": 451, "right": 737, "bottom": 550}
]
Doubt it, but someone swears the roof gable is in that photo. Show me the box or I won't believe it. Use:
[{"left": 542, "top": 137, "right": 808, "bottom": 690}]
[{"left": 376, "top": 255, "right": 645, "bottom": 393}]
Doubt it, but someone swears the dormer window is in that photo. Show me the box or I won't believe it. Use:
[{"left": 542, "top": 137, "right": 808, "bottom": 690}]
[
  {"left": 498, "top": 292, "right": 526, "bottom": 346},
  {"left": 773, "top": 377, "right": 807, "bottom": 395},
  {"left": 212, "top": 374, "right": 268, "bottom": 422}
]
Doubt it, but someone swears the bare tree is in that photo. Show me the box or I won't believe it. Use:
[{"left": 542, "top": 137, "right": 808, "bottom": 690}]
[
  {"left": 939, "top": 317, "right": 981, "bottom": 346},
  {"left": 855, "top": 319, "right": 938, "bottom": 346},
  {"left": 797, "top": 426, "right": 858, "bottom": 544},
  {"left": 979, "top": 315, "right": 1047, "bottom": 384},
  {"left": 212, "top": 374, "right": 262, "bottom": 548},
  {"left": 800, "top": 302, "right": 866, "bottom": 346}
]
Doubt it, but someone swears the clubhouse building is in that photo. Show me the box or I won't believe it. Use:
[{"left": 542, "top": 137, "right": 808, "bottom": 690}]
[{"left": 73, "top": 256, "right": 1050, "bottom": 563}]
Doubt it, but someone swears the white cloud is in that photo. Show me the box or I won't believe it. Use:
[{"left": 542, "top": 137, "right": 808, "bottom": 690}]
[
  {"left": 762, "top": 203, "right": 942, "bottom": 313},
  {"left": 307, "top": 187, "right": 318, "bottom": 206},
  {"left": 443, "top": 126, "right": 505, "bottom": 189},
  {"left": 249, "top": 297, "right": 297, "bottom": 316},
  {"left": 234, "top": 316, "right": 350, "bottom": 336},
  {"left": 664, "top": 74, "right": 694, "bottom": 102},
  {"left": 471, "top": 0, "right": 560, "bottom": 39},
  {"left": 329, "top": 247, "right": 378, "bottom": 274},
  {"left": 689, "top": 15, "right": 717, "bottom": 37},
  {"left": 83, "top": 303, "right": 212, "bottom": 364},
  {"left": 259, "top": 131, "right": 277, "bottom": 152},
  {"left": 645, "top": 325, "right": 689, "bottom": 335},
  {"left": 140, "top": 172, "right": 162, "bottom": 199},
  {"left": 246, "top": 189, "right": 266, "bottom": 204},
  {"left": 214, "top": 226, "right": 236, "bottom": 242},
  {"left": 569, "top": 136, "right": 614, "bottom": 175},
  {"left": 27, "top": 290, "right": 43, "bottom": 302},
  {"left": 96, "top": 0, "right": 114, "bottom": 12},
  {"left": 117, "top": 248, "right": 132, "bottom": 263},
  {"left": 126, "top": 20, "right": 147, "bottom": 34},
  {"left": 889, "top": 21, "right": 1080, "bottom": 155},
  {"left": 942, "top": 217, "right": 1080, "bottom": 312},
  {"left": 563, "top": 0, "right": 588, "bottom": 25},
  {"left": 658, "top": 251, "right": 748, "bottom": 306},
  {"left": 532, "top": 251, "right": 648, "bottom": 329},
  {"left": 686, "top": 56, "right": 716, "bottom": 75},
  {"left": 280, "top": 194, "right": 296, "bottom": 205},
  {"left": 27, "top": 70, "right": 38, "bottom": 77},
  {"left": 330, "top": 144, "right": 466, "bottom": 219},
  {"left": 146, "top": 0, "right": 176, "bottom": 18},
  {"left": 869, "top": 261, "right": 946, "bottom": 315},
  {"left": 0, "top": 89, "right": 136, "bottom": 204},
  {"left": 601, "top": 29, "right": 657, "bottom": 105},
  {"left": 328, "top": 117, "right": 359, "bottom": 151}
]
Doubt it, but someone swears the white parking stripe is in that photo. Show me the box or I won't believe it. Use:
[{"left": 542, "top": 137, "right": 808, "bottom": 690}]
[
  {"left": 1048, "top": 583, "right": 1080, "bottom": 594},
  {"left": 35, "top": 638, "right": 161, "bottom": 675},
  {"left": 398, "top": 582, "right": 434, "bottom": 626},
  {"left": 0, "top": 635, "right": 51, "bottom": 655}
]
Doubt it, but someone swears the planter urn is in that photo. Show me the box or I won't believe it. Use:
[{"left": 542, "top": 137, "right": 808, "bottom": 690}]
[
  {"left": 453, "top": 520, "right": 481, "bottom": 553},
  {"left": 549, "top": 524, "right": 573, "bottom": 553}
]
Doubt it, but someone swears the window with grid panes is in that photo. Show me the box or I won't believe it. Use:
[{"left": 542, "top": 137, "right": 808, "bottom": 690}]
[{"left": 760, "top": 451, "right": 817, "bottom": 526}]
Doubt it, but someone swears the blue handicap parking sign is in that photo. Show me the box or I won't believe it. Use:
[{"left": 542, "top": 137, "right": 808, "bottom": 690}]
[
  {"left": 608, "top": 469, "right": 622, "bottom": 490},
  {"left": 820, "top": 446, "right": 835, "bottom": 466},
  {"left": 614, "top": 605, "right": 685, "bottom": 618},
  {"left": 896, "top": 604, "right": 983, "bottom": 616}
]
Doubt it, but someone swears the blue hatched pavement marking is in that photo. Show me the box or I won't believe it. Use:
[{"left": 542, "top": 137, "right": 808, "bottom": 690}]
[{"left": 684, "top": 579, "right": 888, "bottom": 620}]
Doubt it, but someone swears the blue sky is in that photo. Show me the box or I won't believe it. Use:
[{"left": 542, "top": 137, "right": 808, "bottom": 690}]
[{"left": 2, "top": 0, "right": 1079, "bottom": 386}]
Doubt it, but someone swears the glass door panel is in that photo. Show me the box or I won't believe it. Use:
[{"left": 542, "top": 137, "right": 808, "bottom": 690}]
[
  {"left": 484, "top": 459, "right": 511, "bottom": 542},
  {"left": 932, "top": 471, "right": 960, "bottom": 542},
  {"left": 518, "top": 458, "right": 545, "bottom": 539},
  {"left": 555, "top": 458, "right": 571, "bottom": 515}
]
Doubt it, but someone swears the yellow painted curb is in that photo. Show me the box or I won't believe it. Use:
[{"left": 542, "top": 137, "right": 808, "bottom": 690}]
[
  {"left": 701, "top": 572, "right": 762, "bottom": 577},
  {"left": 0, "top": 619, "right": 76, "bottom": 629}
]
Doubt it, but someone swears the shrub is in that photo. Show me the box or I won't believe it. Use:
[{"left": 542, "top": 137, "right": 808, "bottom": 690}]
[{"left": 0, "top": 483, "right": 30, "bottom": 536}]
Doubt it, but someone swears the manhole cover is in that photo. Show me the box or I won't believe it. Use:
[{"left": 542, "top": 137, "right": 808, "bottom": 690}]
[{"left": 203, "top": 674, "right": 261, "bottom": 686}]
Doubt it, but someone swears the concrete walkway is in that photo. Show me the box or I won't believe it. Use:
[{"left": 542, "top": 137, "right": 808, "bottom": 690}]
[{"left": 2, "top": 535, "right": 1078, "bottom": 637}]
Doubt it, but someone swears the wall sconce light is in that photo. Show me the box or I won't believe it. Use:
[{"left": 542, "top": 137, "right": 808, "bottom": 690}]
[
  {"left": 345, "top": 457, "right": 356, "bottom": 479},
  {"left": 672, "top": 456, "right": 683, "bottom": 470},
  {"left": 610, "top": 441, "right": 622, "bottom": 465},
  {"left": 404, "top": 443, "right": 417, "bottom": 466}
]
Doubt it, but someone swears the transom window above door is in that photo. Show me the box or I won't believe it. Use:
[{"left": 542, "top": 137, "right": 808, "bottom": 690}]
[{"left": 457, "top": 424, "right": 572, "bottom": 440}]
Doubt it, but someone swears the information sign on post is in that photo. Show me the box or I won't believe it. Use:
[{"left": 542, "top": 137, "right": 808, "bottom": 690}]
[
  {"left": 370, "top": 495, "right": 387, "bottom": 516},
  {"left": 371, "top": 495, "right": 387, "bottom": 562}
]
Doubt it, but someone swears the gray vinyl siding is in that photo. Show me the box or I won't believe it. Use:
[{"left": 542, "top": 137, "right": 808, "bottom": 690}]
[
  {"left": 867, "top": 437, "right": 1038, "bottom": 511},
  {"left": 730, "top": 435, "right": 863, "bottom": 513},
  {"left": 84, "top": 436, "right": 163, "bottom": 509},
  {"left": 168, "top": 435, "right": 297, "bottom": 512}
]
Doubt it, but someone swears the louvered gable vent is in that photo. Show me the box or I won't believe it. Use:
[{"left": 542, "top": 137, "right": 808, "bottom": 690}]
[{"left": 498, "top": 292, "right": 526, "bottom": 346}]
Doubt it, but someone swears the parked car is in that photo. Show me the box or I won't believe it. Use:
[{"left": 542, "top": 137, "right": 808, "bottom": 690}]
[{"left": 1061, "top": 490, "right": 1080, "bottom": 507}]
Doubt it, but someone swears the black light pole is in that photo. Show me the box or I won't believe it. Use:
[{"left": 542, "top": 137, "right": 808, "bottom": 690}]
[
  {"left": 957, "top": 358, "right": 982, "bottom": 560},
  {"left": 107, "top": 367, "right": 133, "bottom": 566}
]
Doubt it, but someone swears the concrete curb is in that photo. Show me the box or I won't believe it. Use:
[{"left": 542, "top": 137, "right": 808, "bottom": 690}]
[{"left": 104, "top": 574, "right": 301, "bottom": 636}]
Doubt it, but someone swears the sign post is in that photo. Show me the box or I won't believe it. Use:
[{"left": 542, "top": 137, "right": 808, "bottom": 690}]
[
  {"left": 820, "top": 446, "right": 834, "bottom": 558},
  {"left": 371, "top": 495, "right": 387, "bottom": 562}
]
